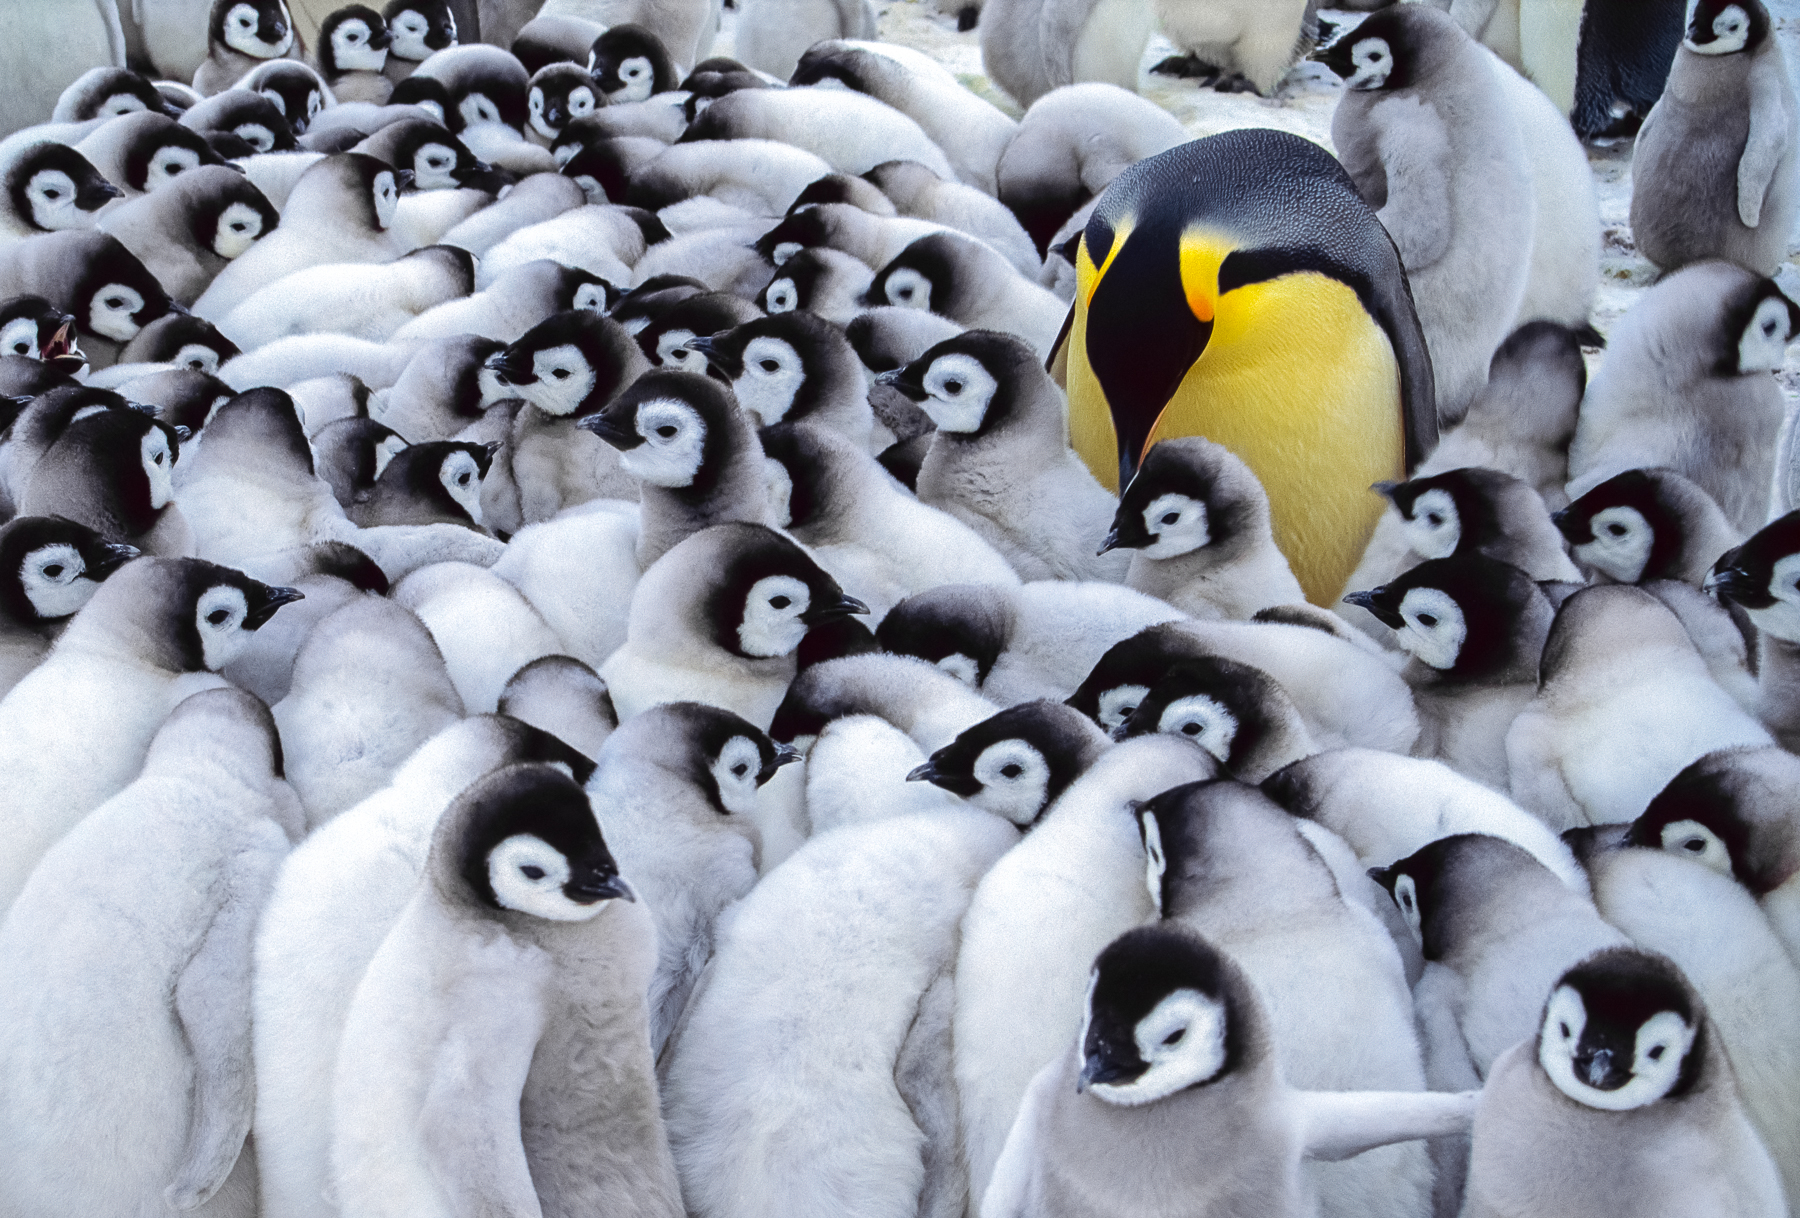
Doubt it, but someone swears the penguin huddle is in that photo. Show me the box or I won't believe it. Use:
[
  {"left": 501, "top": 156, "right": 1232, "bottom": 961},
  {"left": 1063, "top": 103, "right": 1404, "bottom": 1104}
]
[{"left": 0, "top": 3, "right": 1796, "bottom": 1218}]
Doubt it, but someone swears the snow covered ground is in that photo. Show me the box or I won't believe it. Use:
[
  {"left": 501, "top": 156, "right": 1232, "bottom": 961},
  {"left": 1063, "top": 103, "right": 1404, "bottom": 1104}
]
[{"left": 712, "top": 0, "right": 1800, "bottom": 401}]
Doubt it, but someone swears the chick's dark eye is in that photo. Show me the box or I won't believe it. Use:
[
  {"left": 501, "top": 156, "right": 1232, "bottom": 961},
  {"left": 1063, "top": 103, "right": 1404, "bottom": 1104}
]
[
  {"left": 1607, "top": 524, "right": 1626, "bottom": 536},
  {"left": 105, "top": 297, "right": 124, "bottom": 309},
  {"left": 42, "top": 564, "right": 62, "bottom": 578},
  {"left": 1682, "top": 837, "right": 1705, "bottom": 853},
  {"left": 1648, "top": 1045, "right": 1665, "bottom": 1060},
  {"left": 1161, "top": 512, "right": 1179, "bottom": 525},
  {"left": 1181, "top": 722, "right": 1202, "bottom": 736},
  {"left": 1162, "top": 1028, "right": 1184, "bottom": 1046},
  {"left": 1560, "top": 1022, "right": 1571, "bottom": 1037},
  {"left": 521, "top": 864, "right": 545, "bottom": 879},
  {"left": 1416, "top": 614, "right": 1437, "bottom": 628},
  {"left": 1000, "top": 763, "right": 1023, "bottom": 778},
  {"left": 944, "top": 380, "right": 962, "bottom": 394},
  {"left": 42, "top": 189, "right": 60, "bottom": 200},
  {"left": 206, "top": 608, "right": 229, "bottom": 625},
  {"left": 656, "top": 425, "right": 677, "bottom": 438},
  {"left": 769, "top": 595, "right": 790, "bottom": 609},
  {"left": 759, "top": 359, "right": 779, "bottom": 373},
  {"left": 551, "top": 368, "right": 569, "bottom": 379}
]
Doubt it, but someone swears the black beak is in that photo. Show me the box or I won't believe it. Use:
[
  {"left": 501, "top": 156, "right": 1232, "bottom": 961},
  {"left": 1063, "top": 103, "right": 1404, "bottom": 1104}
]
[
  {"left": 246, "top": 584, "right": 305, "bottom": 628},
  {"left": 802, "top": 593, "right": 870, "bottom": 623},
  {"left": 394, "top": 168, "right": 416, "bottom": 190},
  {"left": 873, "top": 367, "right": 927, "bottom": 401},
  {"left": 682, "top": 334, "right": 741, "bottom": 376},
  {"left": 1076, "top": 1053, "right": 1137, "bottom": 1093},
  {"left": 1096, "top": 525, "right": 1121, "bottom": 556},
  {"left": 89, "top": 540, "right": 141, "bottom": 575},
  {"left": 575, "top": 410, "right": 640, "bottom": 448},
  {"left": 770, "top": 741, "right": 802, "bottom": 768},
  {"left": 1705, "top": 566, "right": 1762, "bottom": 605},
  {"left": 484, "top": 350, "right": 532, "bottom": 384},
  {"left": 1342, "top": 589, "right": 1404, "bottom": 629},
  {"left": 1371, "top": 480, "right": 1398, "bottom": 500},
  {"left": 565, "top": 872, "right": 635, "bottom": 903},
  {"left": 370, "top": 26, "right": 393, "bottom": 48},
  {"left": 164, "top": 300, "right": 192, "bottom": 317},
  {"left": 78, "top": 179, "right": 123, "bottom": 209},
  {"left": 546, "top": 105, "right": 565, "bottom": 127},
  {"left": 905, "top": 760, "right": 936, "bottom": 783}
]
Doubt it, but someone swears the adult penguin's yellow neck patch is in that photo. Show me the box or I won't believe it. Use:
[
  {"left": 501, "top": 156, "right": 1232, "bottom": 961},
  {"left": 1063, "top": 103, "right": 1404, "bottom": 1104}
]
[{"left": 1176, "top": 228, "right": 1238, "bottom": 325}]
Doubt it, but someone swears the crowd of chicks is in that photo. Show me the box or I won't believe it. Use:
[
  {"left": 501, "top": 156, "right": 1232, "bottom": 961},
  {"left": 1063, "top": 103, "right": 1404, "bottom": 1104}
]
[{"left": 0, "top": 0, "right": 1797, "bottom": 1216}]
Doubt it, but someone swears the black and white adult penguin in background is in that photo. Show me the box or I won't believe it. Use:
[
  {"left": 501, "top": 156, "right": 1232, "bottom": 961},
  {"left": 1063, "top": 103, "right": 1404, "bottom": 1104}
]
[
  {"left": 0, "top": 0, "right": 127, "bottom": 143},
  {"left": 1321, "top": 6, "right": 1549, "bottom": 426},
  {"left": 194, "top": 0, "right": 303, "bottom": 96},
  {"left": 1059, "top": 128, "right": 1437, "bottom": 607},
  {"left": 1631, "top": 0, "right": 1798, "bottom": 278},
  {"left": 978, "top": 0, "right": 1155, "bottom": 110}
]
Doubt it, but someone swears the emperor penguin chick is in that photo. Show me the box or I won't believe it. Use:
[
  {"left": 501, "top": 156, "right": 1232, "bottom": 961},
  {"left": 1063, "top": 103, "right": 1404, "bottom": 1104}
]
[
  {"left": 0, "top": 558, "right": 300, "bottom": 911},
  {"left": 1347, "top": 555, "right": 1554, "bottom": 789},
  {"left": 94, "top": 164, "right": 281, "bottom": 306},
  {"left": 600, "top": 522, "right": 869, "bottom": 729},
  {"left": 348, "top": 439, "right": 493, "bottom": 530},
  {"left": 1103, "top": 437, "right": 1305, "bottom": 620},
  {"left": 330, "top": 764, "right": 683, "bottom": 1218},
  {"left": 905, "top": 698, "right": 1112, "bottom": 829},
  {"left": 1566, "top": 260, "right": 1800, "bottom": 535},
  {"left": 1632, "top": 0, "right": 1799, "bottom": 277},
  {"left": 954, "top": 734, "right": 1221, "bottom": 1204},
  {"left": 19, "top": 406, "right": 194, "bottom": 557},
  {"left": 883, "top": 330, "right": 1128, "bottom": 583},
  {"left": 0, "top": 689, "right": 301, "bottom": 1218},
  {"left": 1555, "top": 468, "right": 1743, "bottom": 587},
  {"left": 1321, "top": 5, "right": 1534, "bottom": 425},
  {"left": 662, "top": 803, "right": 1018, "bottom": 1218},
  {"left": 686, "top": 311, "right": 875, "bottom": 449},
  {"left": 498, "top": 655, "right": 618, "bottom": 761},
  {"left": 1142, "top": 779, "right": 1436, "bottom": 1218},
  {"left": 984, "top": 924, "right": 1477, "bottom": 1218},
  {"left": 0, "top": 516, "right": 139, "bottom": 697},
  {"left": 868, "top": 234, "right": 1068, "bottom": 357},
  {"left": 1464, "top": 947, "right": 1786, "bottom": 1218},
  {"left": 1503, "top": 585, "right": 1773, "bottom": 830},
  {"left": 1113, "top": 655, "right": 1318, "bottom": 783},
  {"left": 1708, "top": 511, "right": 1800, "bottom": 747},
  {"left": 585, "top": 702, "right": 791, "bottom": 1050},
  {"left": 194, "top": 0, "right": 300, "bottom": 96}
]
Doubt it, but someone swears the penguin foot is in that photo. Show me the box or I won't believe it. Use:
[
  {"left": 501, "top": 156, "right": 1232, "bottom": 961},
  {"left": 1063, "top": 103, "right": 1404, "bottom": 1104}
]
[
  {"left": 1151, "top": 54, "right": 1221, "bottom": 81},
  {"left": 1212, "top": 73, "right": 1261, "bottom": 94}
]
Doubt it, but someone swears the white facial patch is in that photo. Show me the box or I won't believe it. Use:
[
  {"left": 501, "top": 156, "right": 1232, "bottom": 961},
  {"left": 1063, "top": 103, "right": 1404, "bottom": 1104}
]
[
  {"left": 710, "top": 734, "right": 764, "bottom": 815},
  {"left": 1739, "top": 296, "right": 1794, "bottom": 372},
  {"left": 936, "top": 653, "right": 981, "bottom": 687},
  {"left": 438, "top": 449, "right": 484, "bottom": 523},
  {"left": 374, "top": 432, "right": 406, "bottom": 479},
  {"left": 0, "top": 317, "right": 39, "bottom": 359},
  {"left": 390, "top": 10, "right": 433, "bottom": 59},
  {"left": 1395, "top": 586, "right": 1467, "bottom": 670},
  {"left": 145, "top": 145, "right": 202, "bottom": 191},
  {"left": 883, "top": 267, "right": 933, "bottom": 310},
  {"left": 1574, "top": 505, "right": 1653, "bottom": 583},
  {"left": 1400, "top": 487, "right": 1460, "bottom": 559},
  {"left": 224, "top": 2, "right": 293, "bottom": 57},
  {"left": 522, "top": 343, "right": 595, "bottom": 415},
  {"left": 487, "top": 833, "right": 609, "bottom": 921},
  {"left": 771, "top": 242, "right": 802, "bottom": 267},
  {"left": 99, "top": 93, "right": 148, "bottom": 118},
  {"left": 458, "top": 91, "right": 502, "bottom": 127},
  {"left": 614, "top": 56, "right": 655, "bottom": 103},
  {"left": 656, "top": 329, "right": 702, "bottom": 369},
  {"left": 331, "top": 18, "right": 388, "bottom": 71},
  {"left": 733, "top": 336, "right": 806, "bottom": 426},
  {"left": 1690, "top": 4, "right": 1751, "bottom": 53},
  {"left": 1389, "top": 872, "right": 1423, "bottom": 944},
  {"left": 528, "top": 88, "right": 552, "bottom": 137},
  {"left": 25, "top": 169, "right": 86, "bottom": 230},
  {"left": 212, "top": 200, "right": 266, "bottom": 258},
  {"left": 173, "top": 343, "right": 219, "bottom": 373},
  {"left": 918, "top": 352, "right": 996, "bottom": 433},
  {"left": 18, "top": 543, "right": 93, "bottom": 619},
  {"left": 1658, "top": 818, "right": 1733, "bottom": 876},
  {"left": 1539, "top": 986, "right": 1696, "bottom": 1110},
  {"left": 372, "top": 169, "right": 399, "bottom": 230},
  {"left": 1154, "top": 694, "right": 1238, "bottom": 764},
  {"left": 412, "top": 143, "right": 461, "bottom": 190},
  {"left": 572, "top": 283, "right": 608, "bottom": 313},
  {"left": 141, "top": 427, "right": 175, "bottom": 509},
  {"left": 89, "top": 284, "right": 146, "bottom": 342},
  {"left": 567, "top": 87, "right": 595, "bottom": 118},
  {"left": 1139, "top": 493, "right": 1211, "bottom": 559},
  {"left": 553, "top": 141, "right": 580, "bottom": 168},
  {"left": 1088, "top": 988, "right": 1230, "bottom": 1107},
  {"left": 968, "top": 739, "right": 1050, "bottom": 825},
  {"left": 621, "top": 397, "right": 706, "bottom": 487},
  {"left": 1344, "top": 37, "right": 1393, "bottom": 89},
  {"left": 1140, "top": 808, "right": 1166, "bottom": 914},
  {"left": 737, "top": 573, "right": 812, "bottom": 657},
  {"left": 234, "top": 122, "right": 276, "bottom": 152},
  {"left": 195, "top": 584, "right": 250, "bottom": 669},
  {"left": 1096, "top": 683, "right": 1149, "bottom": 731},
  {"left": 764, "top": 278, "right": 799, "bottom": 313},
  {"left": 1745, "top": 552, "right": 1800, "bottom": 643}
]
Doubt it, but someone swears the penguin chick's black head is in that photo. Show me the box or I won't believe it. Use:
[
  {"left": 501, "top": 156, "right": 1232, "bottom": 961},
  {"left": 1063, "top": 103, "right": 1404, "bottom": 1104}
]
[
  {"left": 876, "top": 584, "right": 1011, "bottom": 687},
  {"left": 1378, "top": 466, "right": 1526, "bottom": 561},
  {"left": 0, "top": 515, "right": 138, "bottom": 627},
  {"left": 877, "top": 329, "right": 1041, "bottom": 439},
  {"left": 528, "top": 63, "right": 600, "bottom": 135},
  {"left": 588, "top": 25, "right": 677, "bottom": 101},
  {"left": 210, "top": 0, "right": 294, "bottom": 57},
  {"left": 1344, "top": 555, "right": 1544, "bottom": 679},
  {"left": 1686, "top": 0, "right": 1769, "bottom": 54},
  {"left": 450, "top": 762, "right": 633, "bottom": 918},
  {"left": 1114, "top": 656, "right": 1289, "bottom": 768},
  {"left": 1553, "top": 469, "right": 1684, "bottom": 585},
  {"left": 1066, "top": 623, "right": 1206, "bottom": 731},
  {"left": 1537, "top": 948, "right": 1705, "bottom": 1110},
  {"left": 909, "top": 700, "right": 1104, "bottom": 826},
  {"left": 319, "top": 6, "right": 393, "bottom": 77},
  {"left": 1080, "top": 923, "right": 1252, "bottom": 1104},
  {"left": 65, "top": 233, "right": 176, "bottom": 345},
  {"left": 579, "top": 367, "right": 741, "bottom": 494},
  {"left": 128, "top": 555, "right": 304, "bottom": 672},
  {"left": 123, "top": 313, "right": 239, "bottom": 372},
  {"left": 385, "top": 0, "right": 458, "bottom": 59},
  {"left": 486, "top": 310, "right": 641, "bottom": 417},
  {"left": 1705, "top": 510, "right": 1800, "bottom": 634},
  {"left": 687, "top": 311, "right": 861, "bottom": 429},
  {"left": 638, "top": 700, "right": 797, "bottom": 815},
  {"left": 246, "top": 61, "right": 326, "bottom": 133},
  {"left": 8, "top": 143, "right": 121, "bottom": 232},
  {"left": 700, "top": 522, "right": 868, "bottom": 659},
  {"left": 1367, "top": 832, "right": 1546, "bottom": 961},
  {"left": 0, "top": 295, "right": 75, "bottom": 360},
  {"left": 1624, "top": 747, "right": 1793, "bottom": 890},
  {"left": 1105, "top": 437, "right": 1264, "bottom": 559},
  {"left": 1313, "top": 3, "right": 1447, "bottom": 90}
]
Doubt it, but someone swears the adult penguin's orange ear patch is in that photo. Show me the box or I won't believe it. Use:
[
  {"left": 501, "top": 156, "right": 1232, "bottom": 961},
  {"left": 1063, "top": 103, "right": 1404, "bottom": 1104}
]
[{"left": 1084, "top": 220, "right": 1213, "bottom": 489}]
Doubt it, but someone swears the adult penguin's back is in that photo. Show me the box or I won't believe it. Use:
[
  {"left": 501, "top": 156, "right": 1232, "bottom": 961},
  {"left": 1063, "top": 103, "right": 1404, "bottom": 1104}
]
[{"left": 1059, "top": 128, "right": 1437, "bottom": 604}]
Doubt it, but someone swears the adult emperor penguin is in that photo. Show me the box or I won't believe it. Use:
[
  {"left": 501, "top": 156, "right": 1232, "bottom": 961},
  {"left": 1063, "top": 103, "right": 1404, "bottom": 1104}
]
[
  {"left": 0, "top": 556, "right": 301, "bottom": 911},
  {"left": 0, "top": 688, "right": 301, "bottom": 1218},
  {"left": 1463, "top": 947, "right": 1786, "bottom": 1218},
  {"left": 983, "top": 924, "right": 1477, "bottom": 1218},
  {"left": 1060, "top": 128, "right": 1436, "bottom": 606},
  {"left": 330, "top": 763, "right": 684, "bottom": 1218},
  {"left": 1631, "top": 0, "right": 1799, "bottom": 278},
  {"left": 194, "top": 0, "right": 302, "bottom": 97},
  {"left": 0, "top": 516, "right": 139, "bottom": 697}
]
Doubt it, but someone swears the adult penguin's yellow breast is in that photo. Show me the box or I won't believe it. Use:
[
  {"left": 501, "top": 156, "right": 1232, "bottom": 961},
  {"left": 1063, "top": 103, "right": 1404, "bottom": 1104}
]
[{"left": 1152, "top": 261, "right": 1404, "bottom": 606}]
